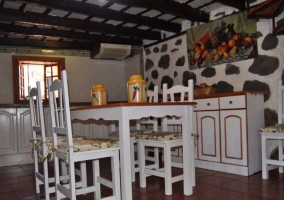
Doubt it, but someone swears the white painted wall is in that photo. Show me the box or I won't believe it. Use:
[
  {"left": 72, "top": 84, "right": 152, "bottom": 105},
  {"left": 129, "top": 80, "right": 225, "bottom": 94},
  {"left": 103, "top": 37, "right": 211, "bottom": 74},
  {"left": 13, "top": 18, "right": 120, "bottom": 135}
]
[{"left": 0, "top": 53, "right": 127, "bottom": 103}]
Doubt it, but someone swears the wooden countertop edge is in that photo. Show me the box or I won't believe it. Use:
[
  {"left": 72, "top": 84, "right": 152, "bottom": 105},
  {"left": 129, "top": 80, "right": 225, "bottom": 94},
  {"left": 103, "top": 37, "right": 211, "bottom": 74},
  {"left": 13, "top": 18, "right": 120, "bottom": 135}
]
[{"left": 71, "top": 102, "right": 197, "bottom": 111}]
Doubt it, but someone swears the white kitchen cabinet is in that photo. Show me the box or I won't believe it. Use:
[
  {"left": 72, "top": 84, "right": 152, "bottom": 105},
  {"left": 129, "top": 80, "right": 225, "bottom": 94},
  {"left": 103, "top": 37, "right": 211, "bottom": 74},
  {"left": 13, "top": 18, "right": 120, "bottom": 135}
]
[
  {"left": 17, "top": 108, "right": 32, "bottom": 153},
  {"left": 0, "top": 108, "right": 17, "bottom": 155},
  {"left": 220, "top": 109, "right": 247, "bottom": 166},
  {"left": 193, "top": 91, "right": 265, "bottom": 176},
  {"left": 197, "top": 110, "right": 220, "bottom": 162}
]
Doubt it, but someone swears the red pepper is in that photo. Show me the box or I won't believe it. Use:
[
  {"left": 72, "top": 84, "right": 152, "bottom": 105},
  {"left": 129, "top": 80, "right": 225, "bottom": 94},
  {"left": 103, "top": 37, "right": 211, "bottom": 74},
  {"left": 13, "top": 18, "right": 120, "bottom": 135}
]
[{"left": 132, "top": 86, "right": 140, "bottom": 101}]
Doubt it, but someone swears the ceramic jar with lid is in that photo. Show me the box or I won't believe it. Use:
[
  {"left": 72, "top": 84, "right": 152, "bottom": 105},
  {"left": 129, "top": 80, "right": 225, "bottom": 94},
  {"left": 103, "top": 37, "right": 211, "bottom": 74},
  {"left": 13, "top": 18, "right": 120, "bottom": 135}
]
[
  {"left": 91, "top": 84, "right": 107, "bottom": 106},
  {"left": 127, "top": 75, "right": 147, "bottom": 103}
]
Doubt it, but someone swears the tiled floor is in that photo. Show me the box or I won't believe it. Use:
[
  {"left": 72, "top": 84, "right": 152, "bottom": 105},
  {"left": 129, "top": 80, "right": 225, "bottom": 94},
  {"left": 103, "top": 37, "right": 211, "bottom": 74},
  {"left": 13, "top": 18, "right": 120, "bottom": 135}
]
[{"left": 0, "top": 158, "right": 284, "bottom": 200}]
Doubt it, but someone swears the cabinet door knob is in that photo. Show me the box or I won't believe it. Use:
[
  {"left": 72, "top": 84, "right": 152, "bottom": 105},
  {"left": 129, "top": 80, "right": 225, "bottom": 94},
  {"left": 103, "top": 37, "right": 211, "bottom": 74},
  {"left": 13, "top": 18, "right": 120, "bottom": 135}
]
[
  {"left": 207, "top": 102, "right": 210, "bottom": 106},
  {"left": 229, "top": 101, "right": 233, "bottom": 104}
]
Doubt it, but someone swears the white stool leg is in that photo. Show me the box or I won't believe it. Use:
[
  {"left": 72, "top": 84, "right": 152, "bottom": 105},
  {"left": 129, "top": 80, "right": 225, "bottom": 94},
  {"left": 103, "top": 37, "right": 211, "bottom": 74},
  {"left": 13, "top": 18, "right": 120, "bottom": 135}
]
[
  {"left": 112, "top": 150, "right": 121, "bottom": 200},
  {"left": 138, "top": 141, "right": 147, "bottom": 188},
  {"left": 279, "top": 139, "right": 284, "bottom": 173},
  {"left": 164, "top": 144, "right": 172, "bottom": 195},
  {"left": 80, "top": 161, "right": 87, "bottom": 188},
  {"left": 154, "top": 147, "right": 159, "bottom": 169},
  {"left": 130, "top": 138, "right": 136, "bottom": 182},
  {"left": 93, "top": 160, "right": 101, "bottom": 199},
  {"left": 262, "top": 135, "right": 269, "bottom": 179}
]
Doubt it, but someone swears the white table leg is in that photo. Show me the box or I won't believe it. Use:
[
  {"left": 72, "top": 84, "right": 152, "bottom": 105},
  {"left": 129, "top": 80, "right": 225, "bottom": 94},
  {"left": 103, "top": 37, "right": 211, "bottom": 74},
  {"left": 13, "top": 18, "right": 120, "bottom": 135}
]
[
  {"left": 183, "top": 106, "right": 193, "bottom": 196},
  {"left": 119, "top": 113, "right": 132, "bottom": 200}
]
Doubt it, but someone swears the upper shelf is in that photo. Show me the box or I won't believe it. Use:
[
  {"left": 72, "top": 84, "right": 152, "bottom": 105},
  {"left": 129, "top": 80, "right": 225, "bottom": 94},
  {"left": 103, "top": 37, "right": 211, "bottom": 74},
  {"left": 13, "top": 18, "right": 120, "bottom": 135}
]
[{"left": 247, "top": 0, "right": 284, "bottom": 35}]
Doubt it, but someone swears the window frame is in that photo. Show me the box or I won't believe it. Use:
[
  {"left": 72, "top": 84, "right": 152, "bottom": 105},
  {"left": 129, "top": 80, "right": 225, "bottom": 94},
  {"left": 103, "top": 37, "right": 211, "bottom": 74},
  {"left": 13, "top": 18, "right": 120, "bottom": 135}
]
[{"left": 12, "top": 55, "right": 65, "bottom": 104}]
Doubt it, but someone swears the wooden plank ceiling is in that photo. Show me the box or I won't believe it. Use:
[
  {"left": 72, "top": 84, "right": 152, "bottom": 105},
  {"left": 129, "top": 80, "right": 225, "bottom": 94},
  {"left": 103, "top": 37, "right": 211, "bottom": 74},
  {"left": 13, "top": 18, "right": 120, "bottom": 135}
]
[{"left": 0, "top": 0, "right": 248, "bottom": 51}]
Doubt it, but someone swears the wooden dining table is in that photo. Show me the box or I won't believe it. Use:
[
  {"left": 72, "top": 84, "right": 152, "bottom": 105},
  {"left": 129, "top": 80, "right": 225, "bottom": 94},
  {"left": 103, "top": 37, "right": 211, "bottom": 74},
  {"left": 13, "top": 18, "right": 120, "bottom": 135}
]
[{"left": 71, "top": 102, "right": 196, "bottom": 200}]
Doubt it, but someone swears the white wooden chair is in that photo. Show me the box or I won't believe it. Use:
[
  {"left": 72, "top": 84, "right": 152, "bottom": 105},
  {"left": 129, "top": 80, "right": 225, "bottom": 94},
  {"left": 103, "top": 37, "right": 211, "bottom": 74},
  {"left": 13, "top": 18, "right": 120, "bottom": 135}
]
[
  {"left": 137, "top": 79, "right": 194, "bottom": 195},
  {"left": 260, "top": 80, "right": 284, "bottom": 179},
  {"left": 109, "top": 85, "right": 159, "bottom": 182},
  {"left": 29, "top": 81, "right": 87, "bottom": 199},
  {"left": 48, "top": 70, "right": 121, "bottom": 200}
]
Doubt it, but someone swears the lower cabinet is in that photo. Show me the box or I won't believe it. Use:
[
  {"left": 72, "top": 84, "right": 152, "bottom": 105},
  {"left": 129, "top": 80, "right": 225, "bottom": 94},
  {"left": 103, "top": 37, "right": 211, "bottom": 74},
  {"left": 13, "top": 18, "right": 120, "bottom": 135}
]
[
  {"left": 0, "top": 108, "right": 17, "bottom": 155},
  {"left": 0, "top": 106, "right": 110, "bottom": 167},
  {"left": 194, "top": 92, "right": 265, "bottom": 176},
  {"left": 197, "top": 110, "right": 220, "bottom": 163}
]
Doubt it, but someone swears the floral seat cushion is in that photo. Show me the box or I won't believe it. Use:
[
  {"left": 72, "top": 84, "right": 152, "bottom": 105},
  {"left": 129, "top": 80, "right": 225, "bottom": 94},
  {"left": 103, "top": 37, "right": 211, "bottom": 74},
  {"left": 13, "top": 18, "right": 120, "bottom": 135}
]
[
  {"left": 135, "top": 132, "right": 182, "bottom": 141},
  {"left": 259, "top": 124, "right": 284, "bottom": 133},
  {"left": 109, "top": 129, "right": 155, "bottom": 139},
  {"left": 58, "top": 138, "right": 119, "bottom": 152}
]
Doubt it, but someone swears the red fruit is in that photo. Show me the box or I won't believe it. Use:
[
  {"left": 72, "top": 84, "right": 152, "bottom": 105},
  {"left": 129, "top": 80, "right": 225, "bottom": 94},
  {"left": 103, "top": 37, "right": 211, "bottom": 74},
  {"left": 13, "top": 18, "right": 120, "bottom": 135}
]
[
  {"left": 190, "top": 59, "right": 196, "bottom": 66},
  {"left": 242, "top": 35, "right": 248, "bottom": 40},
  {"left": 211, "top": 84, "right": 217, "bottom": 88},
  {"left": 197, "top": 56, "right": 203, "bottom": 64}
]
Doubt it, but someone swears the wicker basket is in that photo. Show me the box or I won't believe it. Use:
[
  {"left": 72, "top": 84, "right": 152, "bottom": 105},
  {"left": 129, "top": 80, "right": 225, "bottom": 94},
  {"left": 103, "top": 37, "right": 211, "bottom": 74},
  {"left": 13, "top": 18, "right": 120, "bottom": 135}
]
[{"left": 194, "top": 87, "right": 217, "bottom": 96}]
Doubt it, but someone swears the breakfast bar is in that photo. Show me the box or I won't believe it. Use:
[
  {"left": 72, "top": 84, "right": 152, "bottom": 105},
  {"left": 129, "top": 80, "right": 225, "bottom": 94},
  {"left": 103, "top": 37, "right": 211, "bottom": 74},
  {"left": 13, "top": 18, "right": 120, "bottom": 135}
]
[{"left": 70, "top": 102, "right": 196, "bottom": 200}]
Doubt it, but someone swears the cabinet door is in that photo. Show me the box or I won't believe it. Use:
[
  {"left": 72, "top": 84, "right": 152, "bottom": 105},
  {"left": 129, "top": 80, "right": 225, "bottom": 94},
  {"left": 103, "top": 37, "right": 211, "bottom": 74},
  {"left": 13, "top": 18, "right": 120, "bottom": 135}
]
[
  {"left": 17, "top": 108, "right": 32, "bottom": 153},
  {"left": 220, "top": 110, "right": 247, "bottom": 166},
  {"left": 197, "top": 111, "right": 220, "bottom": 162},
  {"left": 0, "top": 108, "right": 17, "bottom": 155}
]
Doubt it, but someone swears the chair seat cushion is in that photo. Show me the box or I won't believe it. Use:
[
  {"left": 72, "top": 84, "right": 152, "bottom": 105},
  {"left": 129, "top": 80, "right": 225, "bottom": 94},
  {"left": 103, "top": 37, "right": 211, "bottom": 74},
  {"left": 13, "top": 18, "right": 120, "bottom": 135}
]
[
  {"left": 58, "top": 138, "right": 119, "bottom": 152},
  {"left": 135, "top": 132, "right": 182, "bottom": 141},
  {"left": 259, "top": 124, "right": 284, "bottom": 133},
  {"left": 109, "top": 129, "right": 155, "bottom": 139}
]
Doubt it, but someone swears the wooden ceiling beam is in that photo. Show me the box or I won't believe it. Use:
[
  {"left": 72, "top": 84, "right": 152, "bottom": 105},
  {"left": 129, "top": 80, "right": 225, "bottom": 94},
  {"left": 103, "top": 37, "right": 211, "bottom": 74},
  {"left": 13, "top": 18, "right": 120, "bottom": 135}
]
[
  {"left": 0, "top": 37, "right": 92, "bottom": 50},
  {"left": 0, "top": 23, "right": 143, "bottom": 45},
  {"left": 113, "top": 0, "right": 210, "bottom": 22},
  {"left": 247, "top": 0, "right": 283, "bottom": 18},
  {"left": 214, "top": 0, "right": 246, "bottom": 10},
  {"left": 0, "top": 8, "right": 161, "bottom": 40},
  {"left": 8, "top": 0, "right": 181, "bottom": 33}
]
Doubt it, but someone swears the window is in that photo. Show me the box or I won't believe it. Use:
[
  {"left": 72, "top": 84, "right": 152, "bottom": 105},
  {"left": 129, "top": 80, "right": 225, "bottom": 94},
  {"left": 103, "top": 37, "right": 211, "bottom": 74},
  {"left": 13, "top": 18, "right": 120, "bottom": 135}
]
[{"left": 13, "top": 56, "right": 65, "bottom": 103}]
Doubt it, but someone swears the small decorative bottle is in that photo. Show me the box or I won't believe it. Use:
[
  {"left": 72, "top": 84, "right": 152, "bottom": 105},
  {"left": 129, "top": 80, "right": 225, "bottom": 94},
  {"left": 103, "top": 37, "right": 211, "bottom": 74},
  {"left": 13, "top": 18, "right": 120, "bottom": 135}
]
[
  {"left": 127, "top": 75, "right": 147, "bottom": 103},
  {"left": 91, "top": 84, "right": 107, "bottom": 106}
]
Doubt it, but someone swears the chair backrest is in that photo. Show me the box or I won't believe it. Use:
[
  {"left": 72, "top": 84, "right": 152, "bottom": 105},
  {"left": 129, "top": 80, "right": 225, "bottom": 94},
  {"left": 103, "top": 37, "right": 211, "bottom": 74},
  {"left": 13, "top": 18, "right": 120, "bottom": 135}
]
[
  {"left": 136, "top": 85, "right": 159, "bottom": 131},
  {"left": 147, "top": 85, "right": 158, "bottom": 103},
  {"left": 162, "top": 79, "right": 194, "bottom": 131},
  {"left": 48, "top": 70, "right": 74, "bottom": 152},
  {"left": 162, "top": 79, "right": 193, "bottom": 103},
  {"left": 29, "top": 81, "right": 47, "bottom": 144},
  {"left": 278, "top": 80, "right": 284, "bottom": 124}
]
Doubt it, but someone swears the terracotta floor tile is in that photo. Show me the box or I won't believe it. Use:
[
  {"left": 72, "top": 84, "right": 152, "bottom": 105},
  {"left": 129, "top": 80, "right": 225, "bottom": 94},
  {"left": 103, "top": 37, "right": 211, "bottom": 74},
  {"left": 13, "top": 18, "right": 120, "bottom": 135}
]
[
  {"left": 2, "top": 171, "right": 30, "bottom": 179},
  {"left": 249, "top": 186, "right": 284, "bottom": 200},
  {"left": 195, "top": 186, "right": 243, "bottom": 200},
  {"left": 10, "top": 181, "right": 35, "bottom": 192},
  {"left": 0, "top": 192, "right": 18, "bottom": 200},
  {"left": 2, "top": 160, "right": 284, "bottom": 200},
  {"left": 231, "top": 193, "right": 270, "bottom": 200},
  {"left": 220, "top": 180, "right": 261, "bottom": 193},
  {"left": 0, "top": 185, "right": 12, "bottom": 194},
  {"left": 197, "top": 175, "right": 234, "bottom": 187}
]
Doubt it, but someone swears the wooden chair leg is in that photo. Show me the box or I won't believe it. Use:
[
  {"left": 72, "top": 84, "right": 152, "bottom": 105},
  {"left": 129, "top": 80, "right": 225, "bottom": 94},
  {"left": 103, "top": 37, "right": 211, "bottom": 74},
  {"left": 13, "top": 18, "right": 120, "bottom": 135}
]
[
  {"left": 43, "top": 160, "right": 50, "bottom": 200},
  {"left": 93, "top": 160, "right": 101, "bottom": 199},
  {"left": 79, "top": 161, "right": 87, "bottom": 188},
  {"left": 164, "top": 145, "right": 172, "bottom": 195},
  {"left": 154, "top": 147, "right": 159, "bottom": 169},
  {"left": 130, "top": 139, "right": 136, "bottom": 182},
  {"left": 139, "top": 141, "right": 146, "bottom": 188},
  {"left": 279, "top": 139, "right": 284, "bottom": 173},
  {"left": 261, "top": 135, "right": 269, "bottom": 179},
  {"left": 112, "top": 150, "right": 121, "bottom": 200}
]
